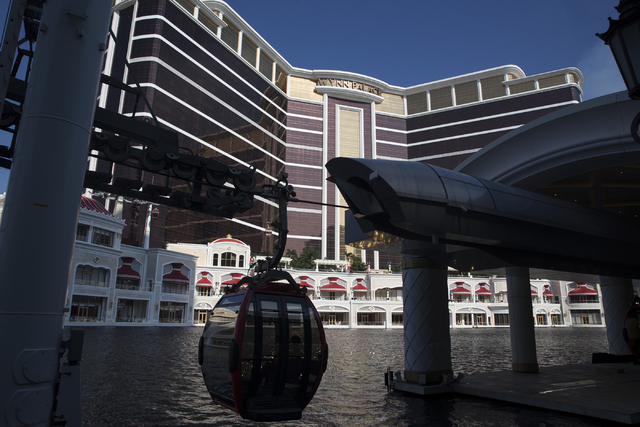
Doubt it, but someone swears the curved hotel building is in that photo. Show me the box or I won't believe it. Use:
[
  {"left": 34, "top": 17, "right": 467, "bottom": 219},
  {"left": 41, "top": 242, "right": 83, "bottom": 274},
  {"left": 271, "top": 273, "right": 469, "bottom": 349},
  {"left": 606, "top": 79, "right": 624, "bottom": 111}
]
[
  {"left": 56, "top": 198, "right": 619, "bottom": 328},
  {"left": 99, "top": 0, "right": 584, "bottom": 270},
  {"left": 41, "top": 160, "right": 619, "bottom": 329}
]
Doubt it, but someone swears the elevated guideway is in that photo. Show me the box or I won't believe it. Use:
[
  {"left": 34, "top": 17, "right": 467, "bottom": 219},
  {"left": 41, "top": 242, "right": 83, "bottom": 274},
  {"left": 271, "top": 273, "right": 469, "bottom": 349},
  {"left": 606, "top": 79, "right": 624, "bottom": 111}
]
[{"left": 327, "top": 91, "right": 640, "bottom": 414}]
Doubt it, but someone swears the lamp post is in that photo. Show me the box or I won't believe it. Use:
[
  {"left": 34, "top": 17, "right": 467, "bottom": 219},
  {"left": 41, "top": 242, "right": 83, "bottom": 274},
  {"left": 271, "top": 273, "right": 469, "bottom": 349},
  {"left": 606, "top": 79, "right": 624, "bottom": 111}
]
[
  {"left": 598, "top": 0, "right": 640, "bottom": 142},
  {"left": 598, "top": 0, "right": 640, "bottom": 99}
]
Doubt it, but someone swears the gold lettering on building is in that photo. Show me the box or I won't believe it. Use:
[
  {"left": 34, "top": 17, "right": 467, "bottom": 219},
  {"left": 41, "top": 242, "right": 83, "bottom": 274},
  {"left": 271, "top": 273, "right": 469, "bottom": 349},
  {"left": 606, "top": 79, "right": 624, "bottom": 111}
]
[{"left": 317, "top": 78, "right": 382, "bottom": 96}]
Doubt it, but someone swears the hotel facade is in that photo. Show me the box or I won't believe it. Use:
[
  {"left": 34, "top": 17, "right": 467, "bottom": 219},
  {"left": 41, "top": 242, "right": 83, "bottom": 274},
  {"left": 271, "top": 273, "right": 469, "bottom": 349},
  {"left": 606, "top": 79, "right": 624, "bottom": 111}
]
[
  {"left": 48, "top": 196, "right": 626, "bottom": 329},
  {"left": 97, "top": 0, "right": 584, "bottom": 270}
]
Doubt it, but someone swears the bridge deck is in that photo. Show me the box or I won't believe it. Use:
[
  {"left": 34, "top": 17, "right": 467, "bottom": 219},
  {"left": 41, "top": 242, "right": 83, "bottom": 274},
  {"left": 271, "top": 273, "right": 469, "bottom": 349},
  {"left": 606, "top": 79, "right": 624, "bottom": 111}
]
[{"left": 392, "top": 363, "right": 640, "bottom": 425}]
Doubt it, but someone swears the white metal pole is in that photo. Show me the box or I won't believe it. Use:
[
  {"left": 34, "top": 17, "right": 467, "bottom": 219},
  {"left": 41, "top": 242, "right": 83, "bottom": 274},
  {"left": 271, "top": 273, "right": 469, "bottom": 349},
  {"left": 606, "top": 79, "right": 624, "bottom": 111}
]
[
  {"left": 0, "top": 1, "right": 112, "bottom": 425},
  {"left": 143, "top": 204, "right": 153, "bottom": 249}
]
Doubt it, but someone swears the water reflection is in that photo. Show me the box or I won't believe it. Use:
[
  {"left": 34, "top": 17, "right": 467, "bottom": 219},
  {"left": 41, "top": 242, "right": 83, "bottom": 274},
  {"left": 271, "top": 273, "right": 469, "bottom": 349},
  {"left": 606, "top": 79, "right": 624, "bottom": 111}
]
[{"left": 78, "top": 327, "right": 609, "bottom": 426}]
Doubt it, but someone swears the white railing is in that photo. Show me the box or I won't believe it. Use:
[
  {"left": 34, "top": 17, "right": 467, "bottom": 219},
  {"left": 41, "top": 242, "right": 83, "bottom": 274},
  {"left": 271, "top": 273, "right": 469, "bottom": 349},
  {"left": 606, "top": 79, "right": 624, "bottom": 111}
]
[
  {"left": 75, "top": 280, "right": 108, "bottom": 287},
  {"left": 115, "top": 317, "right": 149, "bottom": 323},
  {"left": 68, "top": 316, "right": 104, "bottom": 322}
]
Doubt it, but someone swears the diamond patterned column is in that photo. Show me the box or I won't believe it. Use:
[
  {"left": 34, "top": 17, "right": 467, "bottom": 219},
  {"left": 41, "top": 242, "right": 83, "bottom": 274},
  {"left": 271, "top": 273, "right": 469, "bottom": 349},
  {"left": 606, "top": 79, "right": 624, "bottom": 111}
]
[
  {"left": 600, "top": 276, "right": 634, "bottom": 355},
  {"left": 506, "top": 267, "right": 538, "bottom": 373},
  {"left": 402, "top": 255, "right": 452, "bottom": 383}
]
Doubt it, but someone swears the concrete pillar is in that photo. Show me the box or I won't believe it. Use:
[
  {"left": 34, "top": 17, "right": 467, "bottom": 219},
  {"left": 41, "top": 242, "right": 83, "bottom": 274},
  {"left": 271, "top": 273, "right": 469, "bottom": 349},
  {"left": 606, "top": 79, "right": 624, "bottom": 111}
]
[
  {"left": 0, "top": 1, "right": 112, "bottom": 425},
  {"left": 402, "top": 253, "right": 452, "bottom": 383},
  {"left": 506, "top": 266, "right": 539, "bottom": 373},
  {"left": 599, "top": 276, "right": 634, "bottom": 355}
]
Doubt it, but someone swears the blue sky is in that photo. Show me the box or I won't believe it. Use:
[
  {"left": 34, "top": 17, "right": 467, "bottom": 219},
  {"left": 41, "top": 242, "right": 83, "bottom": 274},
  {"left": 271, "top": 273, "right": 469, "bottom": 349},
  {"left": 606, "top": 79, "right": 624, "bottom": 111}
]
[{"left": 0, "top": 0, "right": 627, "bottom": 194}]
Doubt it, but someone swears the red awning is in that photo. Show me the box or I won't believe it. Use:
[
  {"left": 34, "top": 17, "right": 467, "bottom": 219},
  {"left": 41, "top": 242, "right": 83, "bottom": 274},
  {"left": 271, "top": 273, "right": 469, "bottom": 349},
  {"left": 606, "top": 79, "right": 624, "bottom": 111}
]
[
  {"left": 476, "top": 287, "right": 491, "bottom": 295},
  {"left": 299, "top": 280, "right": 314, "bottom": 290},
  {"left": 353, "top": 283, "right": 368, "bottom": 293},
  {"left": 80, "top": 196, "right": 119, "bottom": 218},
  {"left": 210, "top": 237, "right": 247, "bottom": 246},
  {"left": 197, "top": 272, "right": 213, "bottom": 286},
  {"left": 221, "top": 278, "right": 242, "bottom": 287},
  {"left": 543, "top": 289, "right": 553, "bottom": 295},
  {"left": 568, "top": 286, "right": 597, "bottom": 295},
  {"left": 163, "top": 263, "right": 190, "bottom": 284},
  {"left": 531, "top": 289, "right": 538, "bottom": 295},
  {"left": 221, "top": 273, "right": 245, "bottom": 287},
  {"left": 450, "top": 286, "right": 470, "bottom": 294},
  {"left": 117, "top": 257, "right": 140, "bottom": 279},
  {"left": 321, "top": 282, "right": 346, "bottom": 292}
]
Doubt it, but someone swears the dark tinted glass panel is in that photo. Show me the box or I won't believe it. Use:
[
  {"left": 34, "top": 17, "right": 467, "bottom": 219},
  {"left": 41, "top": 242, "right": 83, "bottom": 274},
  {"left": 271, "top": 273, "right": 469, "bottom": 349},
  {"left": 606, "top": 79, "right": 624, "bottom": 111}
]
[
  {"left": 175, "top": 0, "right": 194, "bottom": 14},
  {"left": 241, "top": 37, "right": 257, "bottom": 67},
  {"left": 202, "top": 294, "right": 244, "bottom": 408},
  {"left": 254, "top": 297, "right": 281, "bottom": 398},
  {"left": 241, "top": 301, "right": 255, "bottom": 398},
  {"left": 221, "top": 19, "right": 239, "bottom": 52},
  {"left": 284, "top": 300, "right": 305, "bottom": 401},
  {"left": 198, "top": 11, "right": 218, "bottom": 35},
  {"left": 259, "top": 52, "right": 273, "bottom": 81},
  {"left": 306, "top": 306, "right": 322, "bottom": 397}
]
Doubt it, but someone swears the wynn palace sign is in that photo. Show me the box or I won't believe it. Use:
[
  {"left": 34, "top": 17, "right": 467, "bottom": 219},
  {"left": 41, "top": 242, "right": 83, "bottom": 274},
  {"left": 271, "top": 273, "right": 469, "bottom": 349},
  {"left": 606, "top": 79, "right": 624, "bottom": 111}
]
[{"left": 316, "top": 78, "right": 382, "bottom": 96}]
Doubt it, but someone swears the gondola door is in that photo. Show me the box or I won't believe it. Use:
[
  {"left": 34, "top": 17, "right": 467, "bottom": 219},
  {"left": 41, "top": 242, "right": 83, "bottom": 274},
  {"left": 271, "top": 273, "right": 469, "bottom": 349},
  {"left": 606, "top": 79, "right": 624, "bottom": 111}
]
[
  {"left": 623, "top": 304, "right": 640, "bottom": 359},
  {"left": 201, "top": 286, "right": 327, "bottom": 422},
  {"left": 237, "top": 293, "right": 325, "bottom": 421}
]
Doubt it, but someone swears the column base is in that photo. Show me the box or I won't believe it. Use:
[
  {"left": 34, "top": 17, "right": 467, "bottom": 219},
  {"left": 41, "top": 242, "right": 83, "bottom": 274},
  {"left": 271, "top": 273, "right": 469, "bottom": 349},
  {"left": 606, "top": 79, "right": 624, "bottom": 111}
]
[
  {"left": 512, "top": 362, "right": 539, "bottom": 373},
  {"left": 404, "top": 368, "right": 453, "bottom": 384}
]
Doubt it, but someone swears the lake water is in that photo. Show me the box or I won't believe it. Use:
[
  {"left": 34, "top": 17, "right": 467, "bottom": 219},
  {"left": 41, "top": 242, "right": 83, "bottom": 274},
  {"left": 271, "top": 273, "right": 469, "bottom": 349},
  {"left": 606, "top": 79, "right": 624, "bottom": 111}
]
[{"left": 77, "top": 326, "right": 611, "bottom": 426}]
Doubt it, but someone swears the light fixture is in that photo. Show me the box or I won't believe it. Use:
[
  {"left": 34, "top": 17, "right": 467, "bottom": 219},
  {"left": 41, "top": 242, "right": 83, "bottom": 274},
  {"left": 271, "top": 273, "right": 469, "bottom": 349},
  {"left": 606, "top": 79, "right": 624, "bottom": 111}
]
[
  {"left": 598, "top": 0, "right": 640, "bottom": 100},
  {"left": 598, "top": 0, "right": 640, "bottom": 143}
]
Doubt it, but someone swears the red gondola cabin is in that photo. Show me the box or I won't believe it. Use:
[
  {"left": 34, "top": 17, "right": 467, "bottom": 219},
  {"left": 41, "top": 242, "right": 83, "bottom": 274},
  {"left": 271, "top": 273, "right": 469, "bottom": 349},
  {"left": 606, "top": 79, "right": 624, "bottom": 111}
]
[{"left": 199, "top": 279, "right": 328, "bottom": 421}]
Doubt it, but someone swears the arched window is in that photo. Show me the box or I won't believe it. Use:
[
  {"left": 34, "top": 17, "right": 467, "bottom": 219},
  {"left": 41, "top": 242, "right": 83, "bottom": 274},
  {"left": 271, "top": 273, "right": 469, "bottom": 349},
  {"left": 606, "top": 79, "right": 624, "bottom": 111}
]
[
  {"left": 221, "top": 252, "right": 236, "bottom": 267},
  {"left": 212, "top": 253, "right": 219, "bottom": 266},
  {"left": 238, "top": 255, "right": 245, "bottom": 268}
]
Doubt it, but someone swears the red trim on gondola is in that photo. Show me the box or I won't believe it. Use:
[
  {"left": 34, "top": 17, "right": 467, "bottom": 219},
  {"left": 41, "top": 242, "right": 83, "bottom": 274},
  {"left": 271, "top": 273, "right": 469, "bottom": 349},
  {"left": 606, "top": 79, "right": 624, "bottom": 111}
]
[
  {"left": 226, "top": 281, "right": 328, "bottom": 418},
  {"left": 163, "top": 263, "right": 190, "bottom": 284}
]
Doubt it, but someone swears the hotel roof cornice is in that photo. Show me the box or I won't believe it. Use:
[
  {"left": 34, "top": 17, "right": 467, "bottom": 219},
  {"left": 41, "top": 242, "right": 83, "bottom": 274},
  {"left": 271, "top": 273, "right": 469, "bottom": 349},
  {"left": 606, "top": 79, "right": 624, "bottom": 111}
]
[{"left": 112, "top": 0, "right": 583, "bottom": 104}]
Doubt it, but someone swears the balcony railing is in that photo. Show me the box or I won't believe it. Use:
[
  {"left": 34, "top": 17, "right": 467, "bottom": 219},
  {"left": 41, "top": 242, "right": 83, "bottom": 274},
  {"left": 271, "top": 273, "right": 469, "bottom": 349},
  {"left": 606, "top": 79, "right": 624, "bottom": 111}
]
[
  {"left": 316, "top": 296, "right": 347, "bottom": 301},
  {"left": 116, "top": 317, "right": 149, "bottom": 323},
  {"left": 161, "top": 288, "right": 189, "bottom": 295},
  {"left": 68, "top": 316, "right": 104, "bottom": 322},
  {"left": 357, "top": 320, "right": 385, "bottom": 326},
  {"left": 158, "top": 318, "right": 186, "bottom": 323},
  {"left": 116, "top": 283, "right": 152, "bottom": 292},
  {"left": 75, "top": 280, "right": 108, "bottom": 287}
]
